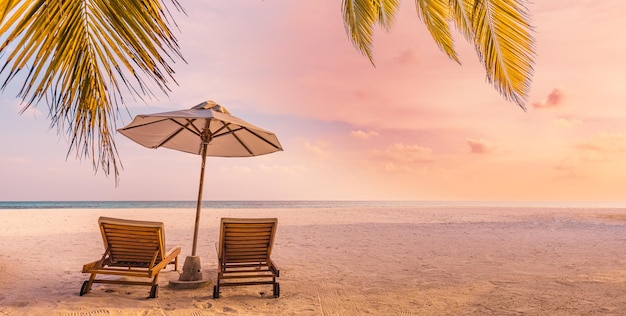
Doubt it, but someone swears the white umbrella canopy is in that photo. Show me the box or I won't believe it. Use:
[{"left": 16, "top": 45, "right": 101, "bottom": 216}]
[
  {"left": 118, "top": 100, "right": 282, "bottom": 282},
  {"left": 118, "top": 100, "right": 282, "bottom": 157}
]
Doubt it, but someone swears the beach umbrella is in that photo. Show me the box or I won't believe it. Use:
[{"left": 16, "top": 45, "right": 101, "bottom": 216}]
[{"left": 117, "top": 100, "right": 283, "bottom": 282}]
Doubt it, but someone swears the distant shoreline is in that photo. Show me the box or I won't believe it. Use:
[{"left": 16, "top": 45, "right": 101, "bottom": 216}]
[{"left": 1, "top": 200, "right": 626, "bottom": 209}]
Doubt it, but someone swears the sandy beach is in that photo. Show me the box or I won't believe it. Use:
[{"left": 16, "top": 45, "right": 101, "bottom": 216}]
[{"left": 0, "top": 205, "right": 625, "bottom": 315}]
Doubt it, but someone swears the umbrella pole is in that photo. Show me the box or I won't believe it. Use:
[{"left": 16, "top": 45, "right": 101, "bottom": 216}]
[
  {"left": 174, "top": 143, "right": 210, "bottom": 285},
  {"left": 192, "top": 143, "right": 208, "bottom": 256}
]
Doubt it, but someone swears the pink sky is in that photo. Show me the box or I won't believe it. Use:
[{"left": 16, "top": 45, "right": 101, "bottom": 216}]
[{"left": 1, "top": 0, "right": 626, "bottom": 201}]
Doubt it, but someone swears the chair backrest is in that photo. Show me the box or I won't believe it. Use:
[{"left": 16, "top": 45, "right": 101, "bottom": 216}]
[
  {"left": 98, "top": 217, "right": 166, "bottom": 266},
  {"left": 218, "top": 218, "right": 278, "bottom": 264}
]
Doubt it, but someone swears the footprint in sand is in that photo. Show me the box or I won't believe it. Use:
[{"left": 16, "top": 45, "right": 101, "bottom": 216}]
[
  {"left": 63, "top": 310, "right": 110, "bottom": 316},
  {"left": 191, "top": 300, "right": 213, "bottom": 310},
  {"left": 222, "top": 306, "right": 238, "bottom": 313}
]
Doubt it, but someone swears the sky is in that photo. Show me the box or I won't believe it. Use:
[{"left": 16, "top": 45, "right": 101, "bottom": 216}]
[{"left": 1, "top": 1, "right": 626, "bottom": 201}]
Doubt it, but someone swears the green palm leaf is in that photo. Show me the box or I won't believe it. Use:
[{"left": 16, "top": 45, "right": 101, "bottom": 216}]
[{"left": 0, "top": 0, "right": 184, "bottom": 179}]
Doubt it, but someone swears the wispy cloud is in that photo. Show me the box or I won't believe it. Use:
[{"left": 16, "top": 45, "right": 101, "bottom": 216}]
[
  {"left": 553, "top": 158, "right": 580, "bottom": 178},
  {"left": 392, "top": 48, "right": 420, "bottom": 65},
  {"left": 554, "top": 158, "right": 576, "bottom": 171},
  {"left": 0, "top": 97, "right": 45, "bottom": 118},
  {"left": 0, "top": 156, "right": 29, "bottom": 164},
  {"left": 232, "top": 166, "right": 252, "bottom": 174},
  {"left": 576, "top": 133, "right": 626, "bottom": 153},
  {"left": 259, "top": 163, "right": 309, "bottom": 175},
  {"left": 532, "top": 88, "right": 564, "bottom": 109},
  {"left": 302, "top": 140, "right": 331, "bottom": 158},
  {"left": 571, "top": 133, "right": 626, "bottom": 162},
  {"left": 467, "top": 138, "right": 497, "bottom": 154},
  {"left": 371, "top": 143, "right": 435, "bottom": 164},
  {"left": 553, "top": 115, "right": 581, "bottom": 127},
  {"left": 350, "top": 130, "right": 380, "bottom": 139}
]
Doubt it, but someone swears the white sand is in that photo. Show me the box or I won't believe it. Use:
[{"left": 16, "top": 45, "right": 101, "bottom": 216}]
[{"left": 0, "top": 206, "right": 625, "bottom": 315}]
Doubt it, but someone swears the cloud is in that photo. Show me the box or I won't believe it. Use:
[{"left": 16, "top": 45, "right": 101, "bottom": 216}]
[
  {"left": 1, "top": 97, "right": 46, "bottom": 117},
  {"left": 0, "top": 156, "right": 29, "bottom": 164},
  {"left": 18, "top": 105, "right": 46, "bottom": 117},
  {"left": 576, "top": 133, "right": 626, "bottom": 153},
  {"left": 371, "top": 143, "right": 435, "bottom": 164},
  {"left": 350, "top": 130, "right": 380, "bottom": 139},
  {"left": 393, "top": 48, "right": 420, "bottom": 65},
  {"left": 554, "top": 158, "right": 576, "bottom": 171},
  {"left": 354, "top": 89, "right": 377, "bottom": 100},
  {"left": 303, "top": 140, "right": 331, "bottom": 158},
  {"left": 573, "top": 133, "right": 626, "bottom": 162},
  {"left": 45, "top": 167, "right": 69, "bottom": 175},
  {"left": 220, "top": 166, "right": 252, "bottom": 174},
  {"left": 554, "top": 115, "right": 581, "bottom": 127},
  {"left": 383, "top": 162, "right": 399, "bottom": 172},
  {"left": 259, "top": 163, "right": 309, "bottom": 175},
  {"left": 553, "top": 158, "right": 580, "bottom": 178},
  {"left": 467, "top": 138, "right": 497, "bottom": 154},
  {"left": 232, "top": 166, "right": 252, "bottom": 174},
  {"left": 579, "top": 151, "right": 606, "bottom": 162},
  {"left": 532, "top": 88, "right": 563, "bottom": 109}
]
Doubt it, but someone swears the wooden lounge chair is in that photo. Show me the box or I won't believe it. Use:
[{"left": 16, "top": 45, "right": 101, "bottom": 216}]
[
  {"left": 80, "top": 217, "right": 181, "bottom": 298},
  {"left": 213, "top": 217, "right": 280, "bottom": 298}
]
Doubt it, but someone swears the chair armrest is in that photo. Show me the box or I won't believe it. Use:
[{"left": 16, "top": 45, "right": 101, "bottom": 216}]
[
  {"left": 166, "top": 245, "right": 182, "bottom": 271},
  {"left": 150, "top": 246, "right": 182, "bottom": 276},
  {"left": 82, "top": 260, "right": 102, "bottom": 273},
  {"left": 269, "top": 259, "right": 280, "bottom": 277},
  {"left": 165, "top": 246, "right": 182, "bottom": 260}
]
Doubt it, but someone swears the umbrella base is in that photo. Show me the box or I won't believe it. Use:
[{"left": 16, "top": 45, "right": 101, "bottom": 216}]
[
  {"left": 169, "top": 255, "right": 212, "bottom": 290},
  {"left": 169, "top": 277, "right": 212, "bottom": 289},
  {"left": 169, "top": 277, "right": 212, "bottom": 290}
]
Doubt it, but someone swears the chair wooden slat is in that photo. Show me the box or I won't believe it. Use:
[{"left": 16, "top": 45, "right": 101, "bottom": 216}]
[
  {"left": 80, "top": 217, "right": 181, "bottom": 298},
  {"left": 214, "top": 217, "right": 280, "bottom": 298}
]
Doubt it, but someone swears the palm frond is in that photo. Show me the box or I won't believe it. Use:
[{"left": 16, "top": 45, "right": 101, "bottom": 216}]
[
  {"left": 342, "top": 0, "right": 535, "bottom": 108},
  {"left": 415, "top": 0, "right": 459, "bottom": 63},
  {"left": 0, "top": 0, "right": 184, "bottom": 179},
  {"left": 343, "top": 0, "right": 378, "bottom": 64},
  {"left": 342, "top": 0, "right": 401, "bottom": 65},
  {"left": 376, "top": 0, "right": 401, "bottom": 30},
  {"left": 449, "top": 0, "right": 474, "bottom": 40},
  {"left": 0, "top": 0, "right": 20, "bottom": 24},
  {"left": 471, "top": 0, "right": 535, "bottom": 109}
]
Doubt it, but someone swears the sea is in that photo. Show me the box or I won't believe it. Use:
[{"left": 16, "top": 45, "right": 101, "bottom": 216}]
[{"left": 1, "top": 200, "right": 626, "bottom": 210}]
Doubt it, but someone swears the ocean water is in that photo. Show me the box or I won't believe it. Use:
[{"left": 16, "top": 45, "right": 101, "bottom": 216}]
[{"left": 1, "top": 200, "right": 626, "bottom": 210}]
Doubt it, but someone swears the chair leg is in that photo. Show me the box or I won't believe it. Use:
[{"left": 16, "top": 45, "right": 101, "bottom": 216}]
[
  {"left": 80, "top": 274, "right": 97, "bottom": 296},
  {"left": 148, "top": 274, "right": 160, "bottom": 299},
  {"left": 213, "top": 276, "right": 221, "bottom": 298},
  {"left": 149, "top": 284, "right": 159, "bottom": 298},
  {"left": 273, "top": 282, "right": 280, "bottom": 298},
  {"left": 79, "top": 281, "right": 89, "bottom": 296}
]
